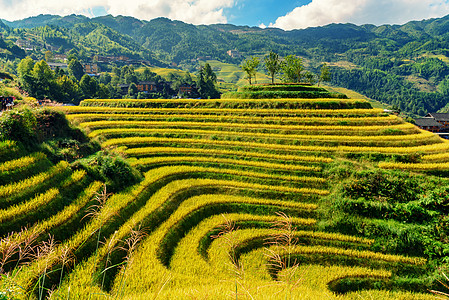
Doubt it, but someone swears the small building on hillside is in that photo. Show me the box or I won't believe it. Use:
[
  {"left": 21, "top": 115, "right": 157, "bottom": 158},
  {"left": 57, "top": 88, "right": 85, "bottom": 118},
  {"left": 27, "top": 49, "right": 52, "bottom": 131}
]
[
  {"left": 415, "top": 117, "right": 443, "bottom": 132},
  {"left": 83, "top": 63, "right": 99, "bottom": 75},
  {"left": 137, "top": 82, "right": 158, "bottom": 93},
  {"left": 48, "top": 62, "right": 68, "bottom": 71},
  {"left": 15, "top": 39, "right": 35, "bottom": 51},
  {"left": 178, "top": 83, "right": 198, "bottom": 97},
  {"left": 425, "top": 113, "right": 449, "bottom": 127},
  {"left": 119, "top": 81, "right": 171, "bottom": 95},
  {"left": 118, "top": 84, "right": 131, "bottom": 94},
  {"left": 54, "top": 54, "right": 67, "bottom": 62},
  {"left": 227, "top": 49, "right": 241, "bottom": 59}
]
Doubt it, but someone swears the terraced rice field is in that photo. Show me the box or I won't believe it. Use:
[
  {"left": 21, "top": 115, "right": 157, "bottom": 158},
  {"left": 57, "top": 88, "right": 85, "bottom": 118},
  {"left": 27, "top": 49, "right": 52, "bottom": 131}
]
[{"left": 1, "top": 96, "right": 447, "bottom": 299}]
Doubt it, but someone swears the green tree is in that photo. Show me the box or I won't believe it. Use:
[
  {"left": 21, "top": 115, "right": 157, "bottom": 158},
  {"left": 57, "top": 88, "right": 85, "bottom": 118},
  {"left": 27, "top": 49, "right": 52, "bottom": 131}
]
[
  {"left": 17, "top": 57, "right": 35, "bottom": 92},
  {"left": 304, "top": 71, "right": 316, "bottom": 84},
  {"left": 140, "top": 67, "right": 158, "bottom": 82},
  {"left": 68, "top": 58, "right": 84, "bottom": 81},
  {"left": 97, "top": 83, "right": 111, "bottom": 99},
  {"left": 31, "top": 60, "right": 56, "bottom": 99},
  {"left": 44, "top": 50, "right": 54, "bottom": 62},
  {"left": 125, "top": 73, "right": 138, "bottom": 85},
  {"left": 56, "top": 75, "right": 82, "bottom": 103},
  {"left": 241, "top": 56, "right": 260, "bottom": 85},
  {"left": 318, "top": 63, "right": 331, "bottom": 86},
  {"left": 264, "top": 51, "right": 281, "bottom": 84},
  {"left": 99, "top": 73, "right": 112, "bottom": 85},
  {"left": 128, "top": 82, "right": 138, "bottom": 98},
  {"left": 79, "top": 75, "right": 99, "bottom": 99},
  {"left": 280, "top": 55, "right": 304, "bottom": 83},
  {"left": 197, "top": 63, "right": 220, "bottom": 99}
]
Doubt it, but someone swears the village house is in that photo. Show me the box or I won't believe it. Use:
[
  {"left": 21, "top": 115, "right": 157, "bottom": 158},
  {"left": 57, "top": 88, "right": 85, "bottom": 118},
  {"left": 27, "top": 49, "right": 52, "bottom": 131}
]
[
  {"left": 414, "top": 117, "right": 443, "bottom": 132},
  {"left": 425, "top": 113, "right": 449, "bottom": 128},
  {"left": 83, "top": 63, "right": 100, "bottom": 75},
  {"left": 54, "top": 54, "right": 67, "bottom": 62},
  {"left": 227, "top": 49, "right": 241, "bottom": 59},
  {"left": 45, "top": 44, "right": 59, "bottom": 51},
  {"left": 178, "top": 83, "right": 197, "bottom": 96},
  {"left": 15, "top": 39, "right": 35, "bottom": 51},
  {"left": 48, "top": 62, "right": 68, "bottom": 71},
  {"left": 137, "top": 82, "right": 158, "bottom": 93}
]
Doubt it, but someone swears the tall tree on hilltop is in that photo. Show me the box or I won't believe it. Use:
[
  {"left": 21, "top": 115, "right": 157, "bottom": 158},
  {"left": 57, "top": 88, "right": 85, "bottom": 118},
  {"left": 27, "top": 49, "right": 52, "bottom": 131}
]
[
  {"left": 318, "top": 63, "right": 331, "bottom": 86},
  {"left": 264, "top": 51, "right": 281, "bottom": 84},
  {"left": 241, "top": 56, "right": 260, "bottom": 85},
  {"left": 197, "top": 63, "right": 220, "bottom": 99},
  {"left": 280, "top": 55, "right": 304, "bottom": 83}
]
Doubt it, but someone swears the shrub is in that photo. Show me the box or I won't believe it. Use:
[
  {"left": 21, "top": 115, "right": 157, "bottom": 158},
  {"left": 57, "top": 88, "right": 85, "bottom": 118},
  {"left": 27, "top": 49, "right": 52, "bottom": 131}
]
[
  {"left": 342, "top": 169, "right": 421, "bottom": 203},
  {"left": 73, "top": 151, "right": 143, "bottom": 192},
  {"left": 0, "top": 107, "right": 38, "bottom": 149}
]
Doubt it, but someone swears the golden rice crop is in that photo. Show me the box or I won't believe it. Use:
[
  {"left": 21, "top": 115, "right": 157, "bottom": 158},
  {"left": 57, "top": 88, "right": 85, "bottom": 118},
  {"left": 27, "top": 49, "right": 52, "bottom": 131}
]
[
  {"left": 131, "top": 156, "right": 323, "bottom": 173},
  {"left": 0, "top": 152, "right": 46, "bottom": 173},
  {"left": 80, "top": 97, "right": 369, "bottom": 105},
  {"left": 65, "top": 112, "right": 398, "bottom": 126},
  {"left": 0, "top": 181, "right": 103, "bottom": 253},
  {"left": 379, "top": 161, "right": 449, "bottom": 171},
  {"left": 102, "top": 136, "right": 449, "bottom": 154},
  {"left": 0, "top": 170, "right": 86, "bottom": 223},
  {"left": 209, "top": 230, "right": 426, "bottom": 270},
  {"left": 281, "top": 245, "right": 427, "bottom": 265},
  {"left": 0, "top": 161, "right": 69, "bottom": 200},
  {"left": 0, "top": 188, "right": 59, "bottom": 223},
  {"left": 89, "top": 127, "right": 435, "bottom": 146},
  {"left": 47, "top": 180, "right": 321, "bottom": 298},
  {"left": 79, "top": 120, "right": 415, "bottom": 134},
  {"left": 60, "top": 105, "right": 385, "bottom": 117},
  {"left": 9, "top": 165, "right": 325, "bottom": 293},
  {"left": 125, "top": 146, "right": 333, "bottom": 163},
  {"left": 421, "top": 152, "right": 449, "bottom": 162}
]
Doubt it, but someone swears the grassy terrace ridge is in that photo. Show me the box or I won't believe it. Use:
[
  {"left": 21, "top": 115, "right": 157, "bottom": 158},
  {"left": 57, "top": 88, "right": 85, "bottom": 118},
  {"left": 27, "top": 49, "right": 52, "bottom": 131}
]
[
  {"left": 1, "top": 86, "right": 449, "bottom": 299},
  {"left": 60, "top": 106, "right": 386, "bottom": 116},
  {"left": 79, "top": 98, "right": 370, "bottom": 109},
  {"left": 78, "top": 120, "right": 417, "bottom": 135}
]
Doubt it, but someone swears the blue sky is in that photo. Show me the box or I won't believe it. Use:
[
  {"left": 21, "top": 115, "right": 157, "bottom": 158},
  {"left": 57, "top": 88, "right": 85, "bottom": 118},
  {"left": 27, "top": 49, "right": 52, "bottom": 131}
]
[
  {"left": 224, "top": 0, "right": 311, "bottom": 27},
  {"left": 1, "top": 0, "right": 449, "bottom": 30}
]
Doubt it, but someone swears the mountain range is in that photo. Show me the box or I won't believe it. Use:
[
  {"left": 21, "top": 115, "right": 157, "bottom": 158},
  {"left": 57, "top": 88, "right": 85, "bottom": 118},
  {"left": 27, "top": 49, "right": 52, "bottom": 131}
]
[{"left": 2, "top": 14, "right": 449, "bottom": 115}]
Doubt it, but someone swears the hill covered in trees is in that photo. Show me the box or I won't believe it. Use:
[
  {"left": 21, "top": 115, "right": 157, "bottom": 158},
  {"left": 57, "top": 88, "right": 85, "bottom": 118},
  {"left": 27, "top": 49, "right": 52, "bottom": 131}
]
[{"left": 3, "top": 14, "right": 449, "bottom": 114}]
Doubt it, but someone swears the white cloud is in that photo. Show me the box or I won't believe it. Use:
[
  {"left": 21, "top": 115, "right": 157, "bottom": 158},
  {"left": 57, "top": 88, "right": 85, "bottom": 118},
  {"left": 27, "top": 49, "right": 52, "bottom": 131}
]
[
  {"left": 0, "top": 0, "right": 235, "bottom": 25},
  {"left": 273, "top": 0, "right": 449, "bottom": 30}
]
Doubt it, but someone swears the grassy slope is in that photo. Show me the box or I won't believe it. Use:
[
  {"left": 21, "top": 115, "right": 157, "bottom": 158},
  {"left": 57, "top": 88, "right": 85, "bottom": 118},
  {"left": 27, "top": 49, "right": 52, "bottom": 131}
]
[{"left": 326, "top": 85, "right": 389, "bottom": 109}]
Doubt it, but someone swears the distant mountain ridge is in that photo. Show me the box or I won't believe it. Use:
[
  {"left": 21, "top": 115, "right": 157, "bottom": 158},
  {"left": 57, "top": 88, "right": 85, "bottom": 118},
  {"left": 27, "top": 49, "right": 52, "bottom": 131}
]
[{"left": 3, "top": 14, "right": 449, "bottom": 115}]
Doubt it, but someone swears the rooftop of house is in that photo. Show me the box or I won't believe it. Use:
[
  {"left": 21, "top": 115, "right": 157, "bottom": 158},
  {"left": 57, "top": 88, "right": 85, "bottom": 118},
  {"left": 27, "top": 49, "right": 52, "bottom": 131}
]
[
  {"left": 415, "top": 117, "right": 443, "bottom": 127},
  {"left": 426, "top": 113, "right": 449, "bottom": 121}
]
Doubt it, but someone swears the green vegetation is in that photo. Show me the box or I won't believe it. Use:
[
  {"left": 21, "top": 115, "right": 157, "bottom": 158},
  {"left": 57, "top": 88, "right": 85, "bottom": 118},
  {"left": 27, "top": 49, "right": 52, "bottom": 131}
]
[{"left": 1, "top": 84, "right": 448, "bottom": 299}]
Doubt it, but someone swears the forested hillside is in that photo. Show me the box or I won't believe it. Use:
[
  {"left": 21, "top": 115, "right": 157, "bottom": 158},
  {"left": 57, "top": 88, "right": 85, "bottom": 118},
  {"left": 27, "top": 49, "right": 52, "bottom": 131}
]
[{"left": 3, "top": 14, "right": 449, "bottom": 114}]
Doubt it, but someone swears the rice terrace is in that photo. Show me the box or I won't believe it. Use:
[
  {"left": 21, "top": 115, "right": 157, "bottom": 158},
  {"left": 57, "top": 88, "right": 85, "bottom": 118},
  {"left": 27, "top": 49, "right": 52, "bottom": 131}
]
[{"left": 0, "top": 81, "right": 448, "bottom": 300}]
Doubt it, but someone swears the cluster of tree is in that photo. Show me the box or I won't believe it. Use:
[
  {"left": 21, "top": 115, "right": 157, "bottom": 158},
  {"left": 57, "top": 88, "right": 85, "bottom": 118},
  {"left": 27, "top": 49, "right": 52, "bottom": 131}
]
[
  {"left": 331, "top": 68, "right": 449, "bottom": 115},
  {"left": 16, "top": 56, "right": 220, "bottom": 103},
  {"left": 0, "top": 36, "right": 25, "bottom": 60},
  {"left": 240, "top": 51, "right": 330, "bottom": 86},
  {"left": 17, "top": 57, "right": 109, "bottom": 103}
]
